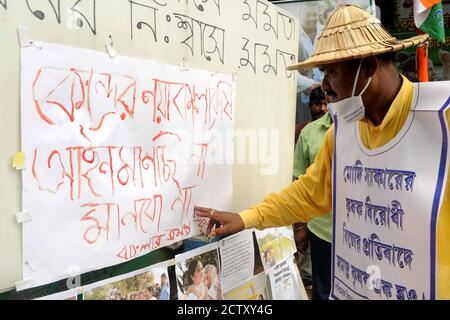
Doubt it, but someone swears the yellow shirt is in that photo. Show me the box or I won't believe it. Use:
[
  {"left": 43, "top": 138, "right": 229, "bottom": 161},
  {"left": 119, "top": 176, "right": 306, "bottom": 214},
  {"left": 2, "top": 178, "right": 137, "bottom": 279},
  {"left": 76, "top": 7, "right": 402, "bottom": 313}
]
[{"left": 239, "top": 76, "right": 450, "bottom": 299}]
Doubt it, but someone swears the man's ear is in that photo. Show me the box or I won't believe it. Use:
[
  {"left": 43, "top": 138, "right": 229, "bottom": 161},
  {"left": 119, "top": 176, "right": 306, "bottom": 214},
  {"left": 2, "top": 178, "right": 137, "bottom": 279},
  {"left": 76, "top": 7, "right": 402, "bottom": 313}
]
[{"left": 363, "top": 56, "right": 378, "bottom": 78}]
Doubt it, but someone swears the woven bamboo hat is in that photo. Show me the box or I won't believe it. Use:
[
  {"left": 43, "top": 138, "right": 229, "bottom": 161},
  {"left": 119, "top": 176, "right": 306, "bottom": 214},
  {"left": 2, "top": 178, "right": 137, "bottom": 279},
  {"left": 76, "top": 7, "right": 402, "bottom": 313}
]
[{"left": 288, "top": 5, "right": 429, "bottom": 70}]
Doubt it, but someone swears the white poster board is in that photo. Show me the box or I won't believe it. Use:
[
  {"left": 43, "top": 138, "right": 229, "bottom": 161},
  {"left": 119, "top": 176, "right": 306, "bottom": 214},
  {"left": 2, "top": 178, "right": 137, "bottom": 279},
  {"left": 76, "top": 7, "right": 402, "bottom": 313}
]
[{"left": 21, "top": 41, "right": 234, "bottom": 289}]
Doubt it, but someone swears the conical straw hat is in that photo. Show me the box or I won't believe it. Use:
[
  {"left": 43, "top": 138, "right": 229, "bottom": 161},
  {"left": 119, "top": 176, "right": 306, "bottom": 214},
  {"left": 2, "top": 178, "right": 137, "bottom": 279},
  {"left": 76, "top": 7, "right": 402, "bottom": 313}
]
[{"left": 288, "top": 5, "right": 429, "bottom": 70}]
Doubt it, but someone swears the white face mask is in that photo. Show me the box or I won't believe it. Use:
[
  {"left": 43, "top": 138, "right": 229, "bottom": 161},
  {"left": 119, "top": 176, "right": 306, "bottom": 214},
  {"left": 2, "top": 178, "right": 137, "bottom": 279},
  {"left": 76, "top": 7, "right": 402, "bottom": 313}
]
[{"left": 327, "top": 59, "right": 372, "bottom": 123}]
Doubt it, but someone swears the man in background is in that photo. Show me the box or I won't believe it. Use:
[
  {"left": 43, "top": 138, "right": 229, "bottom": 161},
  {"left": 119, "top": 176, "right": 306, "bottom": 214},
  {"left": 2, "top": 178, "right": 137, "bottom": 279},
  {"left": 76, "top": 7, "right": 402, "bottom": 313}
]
[
  {"left": 293, "top": 88, "right": 332, "bottom": 300},
  {"left": 159, "top": 273, "right": 169, "bottom": 300}
]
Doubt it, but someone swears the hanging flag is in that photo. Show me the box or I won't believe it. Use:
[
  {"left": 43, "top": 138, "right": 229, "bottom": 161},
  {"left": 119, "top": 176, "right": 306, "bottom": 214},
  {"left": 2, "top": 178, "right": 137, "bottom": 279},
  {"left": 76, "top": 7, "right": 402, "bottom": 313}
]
[{"left": 414, "top": 0, "right": 445, "bottom": 42}]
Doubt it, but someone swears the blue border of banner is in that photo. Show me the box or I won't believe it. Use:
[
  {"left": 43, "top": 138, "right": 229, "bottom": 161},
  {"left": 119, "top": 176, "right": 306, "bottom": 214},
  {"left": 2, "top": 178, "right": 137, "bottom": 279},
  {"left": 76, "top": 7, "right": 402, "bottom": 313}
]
[{"left": 430, "top": 96, "right": 450, "bottom": 299}]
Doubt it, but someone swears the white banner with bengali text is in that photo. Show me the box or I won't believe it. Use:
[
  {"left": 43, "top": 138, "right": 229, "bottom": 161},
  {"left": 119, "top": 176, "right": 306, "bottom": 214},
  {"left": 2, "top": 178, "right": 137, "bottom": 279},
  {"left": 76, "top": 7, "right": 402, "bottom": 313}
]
[{"left": 20, "top": 41, "right": 234, "bottom": 289}]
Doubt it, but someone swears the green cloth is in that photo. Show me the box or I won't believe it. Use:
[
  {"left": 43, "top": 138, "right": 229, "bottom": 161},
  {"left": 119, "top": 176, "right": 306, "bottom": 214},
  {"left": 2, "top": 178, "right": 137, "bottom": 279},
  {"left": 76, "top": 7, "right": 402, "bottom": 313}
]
[
  {"left": 416, "top": 2, "right": 445, "bottom": 43},
  {"left": 293, "top": 112, "right": 332, "bottom": 243}
]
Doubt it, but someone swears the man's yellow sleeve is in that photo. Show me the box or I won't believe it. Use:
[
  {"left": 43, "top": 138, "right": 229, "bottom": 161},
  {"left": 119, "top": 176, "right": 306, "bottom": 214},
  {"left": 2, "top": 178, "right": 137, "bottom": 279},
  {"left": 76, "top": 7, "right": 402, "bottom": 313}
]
[{"left": 239, "top": 127, "right": 335, "bottom": 230}]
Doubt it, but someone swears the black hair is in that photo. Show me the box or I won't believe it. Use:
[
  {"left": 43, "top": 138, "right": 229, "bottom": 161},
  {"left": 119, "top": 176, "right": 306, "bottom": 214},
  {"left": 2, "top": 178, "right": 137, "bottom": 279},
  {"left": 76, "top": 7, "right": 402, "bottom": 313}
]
[
  {"left": 345, "top": 52, "right": 396, "bottom": 71},
  {"left": 309, "top": 87, "right": 325, "bottom": 106},
  {"left": 376, "top": 51, "right": 396, "bottom": 65},
  {"left": 183, "top": 258, "right": 201, "bottom": 288}
]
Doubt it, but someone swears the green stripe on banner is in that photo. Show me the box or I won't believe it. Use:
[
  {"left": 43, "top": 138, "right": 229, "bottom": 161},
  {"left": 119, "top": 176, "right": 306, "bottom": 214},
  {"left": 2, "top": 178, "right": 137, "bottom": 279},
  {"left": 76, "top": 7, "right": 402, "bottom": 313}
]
[{"left": 420, "top": 2, "right": 446, "bottom": 42}]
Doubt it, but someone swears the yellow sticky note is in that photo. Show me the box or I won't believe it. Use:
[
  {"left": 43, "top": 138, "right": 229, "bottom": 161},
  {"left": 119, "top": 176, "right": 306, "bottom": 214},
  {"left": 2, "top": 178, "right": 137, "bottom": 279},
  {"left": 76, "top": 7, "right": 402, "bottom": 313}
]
[{"left": 12, "top": 152, "right": 25, "bottom": 170}]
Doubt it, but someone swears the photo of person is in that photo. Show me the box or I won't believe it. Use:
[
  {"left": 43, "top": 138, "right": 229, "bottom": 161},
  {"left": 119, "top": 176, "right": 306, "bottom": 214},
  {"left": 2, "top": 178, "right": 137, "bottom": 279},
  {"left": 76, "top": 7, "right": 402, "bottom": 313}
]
[
  {"left": 83, "top": 266, "right": 170, "bottom": 300},
  {"left": 204, "top": 263, "right": 222, "bottom": 300},
  {"left": 263, "top": 245, "right": 277, "bottom": 269},
  {"left": 255, "top": 226, "right": 297, "bottom": 271},
  {"left": 175, "top": 242, "right": 222, "bottom": 300}
]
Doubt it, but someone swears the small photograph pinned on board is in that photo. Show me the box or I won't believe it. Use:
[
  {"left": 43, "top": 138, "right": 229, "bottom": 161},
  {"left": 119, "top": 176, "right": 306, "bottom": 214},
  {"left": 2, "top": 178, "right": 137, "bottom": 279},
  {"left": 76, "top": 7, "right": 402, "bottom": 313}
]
[
  {"left": 255, "top": 226, "right": 297, "bottom": 271},
  {"left": 268, "top": 257, "right": 303, "bottom": 300},
  {"left": 83, "top": 266, "right": 170, "bottom": 300},
  {"left": 175, "top": 242, "right": 222, "bottom": 300}
]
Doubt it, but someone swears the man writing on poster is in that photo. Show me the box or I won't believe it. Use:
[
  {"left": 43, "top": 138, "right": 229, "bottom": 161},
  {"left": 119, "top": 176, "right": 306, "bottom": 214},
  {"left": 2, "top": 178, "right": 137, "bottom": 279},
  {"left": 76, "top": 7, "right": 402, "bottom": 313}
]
[{"left": 195, "top": 5, "right": 450, "bottom": 300}]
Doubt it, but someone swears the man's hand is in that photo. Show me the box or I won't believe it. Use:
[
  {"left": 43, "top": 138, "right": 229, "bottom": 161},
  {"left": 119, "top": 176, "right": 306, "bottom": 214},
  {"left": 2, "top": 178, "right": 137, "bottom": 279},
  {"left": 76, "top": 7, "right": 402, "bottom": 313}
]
[
  {"left": 293, "top": 223, "right": 308, "bottom": 255},
  {"left": 194, "top": 206, "right": 245, "bottom": 237}
]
